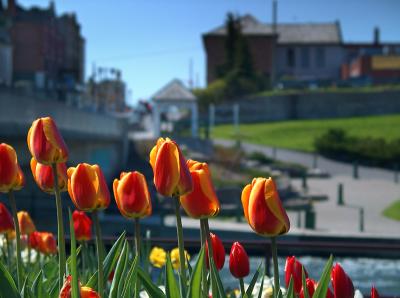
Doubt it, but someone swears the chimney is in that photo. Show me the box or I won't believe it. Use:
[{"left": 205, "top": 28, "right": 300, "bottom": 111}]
[
  {"left": 272, "top": 0, "right": 277, "bottom": 34},
  {"left": 7, "top": 0, "right": 16, "bottom": 16},
  {"left": 374, "top": 26, "right": 380, "bottom": 45}
]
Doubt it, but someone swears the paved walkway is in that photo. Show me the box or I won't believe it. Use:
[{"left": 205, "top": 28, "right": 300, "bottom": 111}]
[{"left": 213, "top": 139, "right": 398, "bottom": 181}]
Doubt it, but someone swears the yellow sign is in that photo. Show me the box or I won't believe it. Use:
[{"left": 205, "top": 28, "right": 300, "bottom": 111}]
[{"left": 372, "top": 56, "right": 400, "bottom": 70}]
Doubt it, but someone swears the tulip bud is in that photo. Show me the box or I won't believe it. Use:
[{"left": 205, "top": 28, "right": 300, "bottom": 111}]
[
  {"left": 31, "top": 158, "right": 68, "bottom": 193},
  {"left": 285, "top": 256, "right": 307, "bottom": 294},
  {"left": 241, "top": 177, "right": 290, "bottom": 237},
  {"left": 149, "top": 138, "right": 193, "bottom": 197},
  {"left": 72, "top": 211, "right": 92, "bottom": 242},
  {"left": 27, "top": 117, "right": 68, "bottom": 165},
  {"left": 229, "top": 242, "right": 250, "bottom": 278},
  {"left": 113, "top": 171, "right": 152, "bottom": 219},
  {"left": 371, "top": 286, "right": 380, "bottom": 298},
  {"left": 0, "top": 203, "right": 14, "bottom": 234},
  {"left": 299, "top": 278, "right": 316, "bottom": 298},
  {"left": 29, "top": 231, "right": 40, "bottom": 250},
  {"left": 17, "top": 211, "right": 36, "bottom": 235},
  {"left": 38, "top": 232, "right": 57, "bottom": 255},
  {"left": 180, "top": 160, "right": 220, "bottom": 219},
  {"left": 205, "top": 232, "right": 225, "bottom": 270},
  {"left": 67, "top": 163, "right": 110, "bottom": 212},
  {"left": 0, "top": 143, "right": 25, "bottom": 193},
  {"left": 331, "top": 263, "right": 354, "bottom": 298}
]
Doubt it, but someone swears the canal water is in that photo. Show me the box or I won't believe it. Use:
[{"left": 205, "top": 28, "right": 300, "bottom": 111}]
[{"left": 217, "top": 256, "right": 400, "bottom": 296}]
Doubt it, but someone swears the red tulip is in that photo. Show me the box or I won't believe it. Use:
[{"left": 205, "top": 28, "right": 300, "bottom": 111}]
[
  {"left": 180, "top": 160, "right": 220, "bottom": 219},
  {"left": 0, "top": 143, "right": 25, "bottom": 193},
  {"left": 300, "top": 278, "right": 316, "bottom": 298},
  {"left": 0, "top": 203, "right": 14, "bottom": 234},
  {"left": 229, "top": 242, "right": 250, "bottom": 279},
  {"left": 149, "top": 138, "right": 193, "bottom": 197},
  {"left": 72, "top": 211, "right": 92, "bottom": 241},
  {"left": 371, "top": 286, "right": 380, "bottom": 298},
  {"left": 29, "top": 231, "right": 57, "bottom": 255},
  {"left": 30, "top": 158, "right": 68, "bottom": 193},
  {"left": 67, "top": 163, "right": 110, "bottom": 212},
  {"left": 331, "top": 263, "right": 354, "bottom": 298},
  {"left": 113, "top": 171, "right": 152, "bottom": 219},
  {"left": 241, "top": 177, "right": 290, "bottom": 236},
  {"left": 205, "top": 233, "right": 225, "bottom": 270},
  {"left": 285, "top": 256, "right": 307, "bottom": 294},
  {"left": 27, "top": 117, "right": 68, "bottom": 165}
]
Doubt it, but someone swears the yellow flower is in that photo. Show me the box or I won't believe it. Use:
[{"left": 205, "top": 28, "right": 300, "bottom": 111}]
[
  {"left": 149, "top": 246, "right": 167, "bottom": 268},
  {"left": 170, "top": 247, "right": 190, "bottom": 270}
]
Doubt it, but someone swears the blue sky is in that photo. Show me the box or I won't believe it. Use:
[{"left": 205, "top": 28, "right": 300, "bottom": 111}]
[{"left": 18, "top": 0, "right": 400, "bottom": 105}]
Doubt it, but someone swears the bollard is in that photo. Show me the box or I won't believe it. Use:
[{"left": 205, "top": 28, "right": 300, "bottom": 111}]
[
  {"left": 337, "top": 183, "right": 344, "bottom": 205},
  {"left": 302, "top": 172, "right": 308, "bottom": 190},
  {"left": 394, "top": 164, "right": 399, "bottom": 184},
  {"left": 353, "top": 161, "right": 359, "bottom": 179},
  {"left": 359, "top": 207, "right": 364, "bottom": 232},
  {"left": 305, "top": 206, "right": 316, "bottom": 230},
  {"left": 313, "top": 153, "right": 318, "bottom": 169}
]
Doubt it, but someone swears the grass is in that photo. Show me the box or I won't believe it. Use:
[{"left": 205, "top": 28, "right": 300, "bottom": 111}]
[
  {"left": 382, "top": 200, "right": 400, "bottom": 221},
  {"left": 212, "top": 114, "right": 400, "bottom": 152}
]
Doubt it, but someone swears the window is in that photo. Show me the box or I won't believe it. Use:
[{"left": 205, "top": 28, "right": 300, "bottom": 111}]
[
  {"left": 316, "top": 47, "right": 326, "bottom": 68},
  {"left": 287, "top": 48, "right": 295, "bottom": 68},
  {"left": 301, "top": 47, "right": 310, "bottom": 68}
]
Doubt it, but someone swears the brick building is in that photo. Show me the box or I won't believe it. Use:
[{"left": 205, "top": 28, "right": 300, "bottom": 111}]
[
  {"left": 203, "top": 14, "right": 400, "bottom": 86},
  {"left": 0, "top": 0, "right": 84, "bottom": 94}
]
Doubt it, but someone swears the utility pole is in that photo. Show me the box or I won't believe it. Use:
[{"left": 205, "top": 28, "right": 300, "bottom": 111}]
[{"left": 270, "top": 0, "right": 278, "bottom": 88}]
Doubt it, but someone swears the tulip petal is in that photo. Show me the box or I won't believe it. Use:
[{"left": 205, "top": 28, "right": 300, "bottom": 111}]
[
  {"left": 264, "top": 178, "right": 290, "bottom": 233},
  {"left": 0, "top": 144, "right": 18, "bottom": 189},
  {"left": 42, "top": 117, "right": 68, "bottom": 162},
  {"left": 241, "top": 184, "right": 252, "bottom": 223},
  {"left": 154, "top": 141, "right": 180, "bottom": 196},
  {"left": 70, "top": 164, "right": 98, "bottom": 210}
]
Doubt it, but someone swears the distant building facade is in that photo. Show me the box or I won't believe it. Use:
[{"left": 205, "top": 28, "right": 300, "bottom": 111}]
[
  {"left": 0, "top": 0, "right": 84, "bottom": 95},
  {"left": 0, "top": 16, "right": 12, "bottom": 86},
  {"left": 203, "top": 14, "right": 400, "bottom": 86}
]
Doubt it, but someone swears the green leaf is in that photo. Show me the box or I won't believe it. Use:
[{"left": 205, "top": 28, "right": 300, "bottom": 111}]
[
  {"left": 0, "top": 261, "right": 20, "bottom": 298},
  {"left": 257, "top": 269, "right": 265, "bottom": 298},
  {"left": 286, "top": 276, "right": 295, "bottom": 298},
  {"left": 86, "top": 231, "right": 126, "bottom": 288},
  {"left": 186, "top": 246, "right": 205, "bottom": 298},
  {"left": 209, "top": 253, "right": 226, "bottom": 298},
  {"left": 66, "top": 246, "right": 82, "bottom": 276},
  {"left": 301, "top": 266, "right": 309, "bottom": 298},
  {"left": 109, "top": 240, "right": 129, "bottom": 298},
  {"left": 21, "top": 276, "right": 34, "bottom": 298},
  {"left": 121, "top": 256, "right": 138, "bottom": 298},
  {"left": 68, "top": 210, "right": 79, "bottom": 298},
  {"left": 246, "top": 263, "right": 262, "bottom": 297},
  {"left": 313, "top": 255, "right": 334, "bottom": 298},
  {"left": 165, "top": 254, "right": 180, "bottom": 298},
  {"left": 31, "top": 270, "right": 45, "bottom": 298},
  {"left": 138, "top": 267, "right": 166, "bottom": 298}
]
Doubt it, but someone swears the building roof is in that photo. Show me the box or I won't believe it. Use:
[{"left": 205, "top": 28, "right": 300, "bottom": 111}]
[
  {"left": 205, "top": 14, "right": 342, "bottom": 44},
  {"left": 152, "top": 79, "right": 196, "bottom": 102}
]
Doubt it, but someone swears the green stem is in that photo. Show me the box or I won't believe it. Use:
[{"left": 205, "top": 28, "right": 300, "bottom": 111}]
[
  {"left": 202, "top": 218, "right": 216, "bottom": 296},
  {"left": 173, "top": 197, "right": 187, "bottom": 295},
  {"left": 200, "top": 220, "right": 208, "bottom": 297},
  {"left": 239, "top": 278, "right": 246, "bottom": 297},
  {"left": 27, "top": 245, "right": 31, "bottom": 266},
  {"left": 5, "top": 234, "right": 11, "bottom": 270},
  {"left": 93, "top": 211, "right": 104, "bottom": 297},
  {"left": 8, "top": 190, "right": 23, "bottom": 291},
  {"left": 134, "top": 218, "right": 141, "bottom": 297},
  {"left": 271, "top": 237, "right": 280, "bottom": 296},
  {"left": 52, "top": 163, "right": 66, "bottom": 291}
]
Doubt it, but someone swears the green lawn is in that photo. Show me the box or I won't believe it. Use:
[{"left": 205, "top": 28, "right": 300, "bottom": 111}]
[
  {"left": 383, "top": 200, "right": 400, "bottom": 221},
  {"left": 212, "top": 114, "right": 400, "bottom": 152}
]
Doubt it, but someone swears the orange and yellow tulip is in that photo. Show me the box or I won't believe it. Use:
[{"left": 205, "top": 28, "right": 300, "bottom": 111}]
[
  {"left": 113, "top": 171, "right": 152, "bottom": 219},
  {"left": 30, "top": 231, "right": 57, "bottom": 255},
  {"left": 0, "top": 143, "right": 25, "bottom": 193},
  {"left": 60, "top": 275, "right": 100, "bottom": 298},
  {"left": 30, "top": 158, "right": 68, "bottom": 193},
  {"left": 241, "top": 177, "right": 290, "bottom": 236},
  {"left": 67, "top": 163, "right": 110, "bottom": 212},
  {"left": 0, "top": 203, "right": 14, "bottom": 234},
  {"left": 180, "top": 160, "right": 220, "bottom": 218},
  {"left": 27, "top": 117, "right": 68, "bottom": 165},
  {"left": 72, "top": 210, "right": 92, "bottom": 241},
  {"left": 17, "top": 211, "right": 36, "bottom": 235},
  {"left": 149, "top": 138, "right": 193, "bottom": 197}
]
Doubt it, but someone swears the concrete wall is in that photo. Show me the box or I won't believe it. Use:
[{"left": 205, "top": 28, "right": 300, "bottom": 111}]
[{"left": 215, "top": 90, "right": 400, "bottom": 124}]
